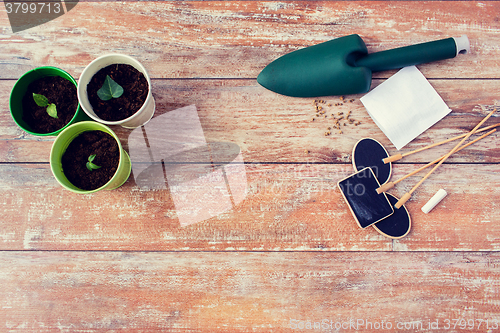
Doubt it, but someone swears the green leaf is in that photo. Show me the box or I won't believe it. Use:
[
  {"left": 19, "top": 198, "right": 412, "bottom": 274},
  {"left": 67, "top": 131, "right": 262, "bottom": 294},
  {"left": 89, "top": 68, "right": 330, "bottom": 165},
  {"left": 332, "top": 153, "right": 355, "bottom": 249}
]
[
  {"left": 33, "top": 93, "right": 49, "bottom": 107},
  {"left": 86, "top": 154, "right": 102, "bottom": 171},
  {"left": 97, "top": 75, "right": 124, "bottom": 101},
  {"left": 46, "top": 103, "right": 58, "bottom": 118}
]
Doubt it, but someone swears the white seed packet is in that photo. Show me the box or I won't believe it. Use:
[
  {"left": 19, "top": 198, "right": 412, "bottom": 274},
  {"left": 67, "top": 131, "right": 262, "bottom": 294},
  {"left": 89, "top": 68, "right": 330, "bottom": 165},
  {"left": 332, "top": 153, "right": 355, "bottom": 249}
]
[{"left": 360, "top": 66, "right": 452, "bottom": 150}]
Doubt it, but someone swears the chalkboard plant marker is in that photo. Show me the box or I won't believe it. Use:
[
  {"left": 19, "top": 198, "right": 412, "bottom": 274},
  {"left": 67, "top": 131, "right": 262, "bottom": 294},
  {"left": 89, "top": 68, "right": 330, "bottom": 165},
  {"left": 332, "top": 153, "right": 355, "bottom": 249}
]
[
  {"left": 394, "top": 108, "right": 496, "bottom": 209},
  {"left": 337, "top": 167, "right": 394, "bottom": 229},
  {"left": 352, "top": 137, "right": 392, "bottom": 185},
  {"left": 372, "top": 193, "right": 411, "bottom": 239},
  {"left": 377, "top": 129, "right": 496, "bottom": 194},
  {"left": 10, "top": 66, "right": 87, "bottom": 136},
  {"left": 78, "top": 54, "right": 155, "bottom": 129},
  {"left": 50, "top": 121, "right": 131, "bottom": 194}
]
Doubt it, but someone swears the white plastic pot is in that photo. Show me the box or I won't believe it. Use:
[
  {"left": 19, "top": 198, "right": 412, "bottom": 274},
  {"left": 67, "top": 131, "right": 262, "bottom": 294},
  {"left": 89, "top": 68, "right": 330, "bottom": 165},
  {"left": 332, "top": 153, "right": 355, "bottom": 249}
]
[{"left": 77, "top": 54, "right": 155, "bottom": 129}]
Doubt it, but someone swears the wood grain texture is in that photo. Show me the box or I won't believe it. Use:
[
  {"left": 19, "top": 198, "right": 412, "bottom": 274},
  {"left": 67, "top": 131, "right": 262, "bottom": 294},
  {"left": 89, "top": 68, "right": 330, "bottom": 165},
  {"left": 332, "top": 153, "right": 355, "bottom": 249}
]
[
  {"left": 0, "top": 1, "right": 499, "bottom": 79},
  {"left": 2, "top": 251, "right": 500, "bottom": 332},
  {"left": 1, "top": 1, "right": 500, "bottom": 331},
  {"left": 1, "top": 79, "right": 500, "bottom": 163},
  {"left": 1, "top": 163, "right": 500, "bottom": 251}
]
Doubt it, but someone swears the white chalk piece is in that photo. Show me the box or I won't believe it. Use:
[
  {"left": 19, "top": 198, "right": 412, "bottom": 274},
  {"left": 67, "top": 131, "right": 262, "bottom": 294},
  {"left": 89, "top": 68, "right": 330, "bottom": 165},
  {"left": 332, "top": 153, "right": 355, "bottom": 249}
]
[{"left": 421, "top": 189, "right": 447, "bottom": 214}]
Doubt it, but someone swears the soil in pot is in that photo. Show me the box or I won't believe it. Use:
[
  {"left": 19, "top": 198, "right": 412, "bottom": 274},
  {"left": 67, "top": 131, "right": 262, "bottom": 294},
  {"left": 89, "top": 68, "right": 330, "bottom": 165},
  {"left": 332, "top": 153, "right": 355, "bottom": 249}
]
[
  {"left": 22, "top": 76, "right": 78, "bottom": 134},
  {"left": 87, "top": 64, "right": 148, "bottom": 121},
  {"left": 61, "top": 130, "right": 120, "bottom": 190}
]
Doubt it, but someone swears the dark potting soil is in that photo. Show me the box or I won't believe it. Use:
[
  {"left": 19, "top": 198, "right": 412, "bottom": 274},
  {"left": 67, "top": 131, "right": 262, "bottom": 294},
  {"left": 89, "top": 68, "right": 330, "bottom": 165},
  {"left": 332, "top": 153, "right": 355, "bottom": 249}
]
[
  {"left": 22, "top": 76, "right": 78, "bottom": 134},
  {"left": 61, "top": 131, "right": 120, "bottom": 191},
  {"left": 87, "top": 64, "right": 148, "bottom": 121}
]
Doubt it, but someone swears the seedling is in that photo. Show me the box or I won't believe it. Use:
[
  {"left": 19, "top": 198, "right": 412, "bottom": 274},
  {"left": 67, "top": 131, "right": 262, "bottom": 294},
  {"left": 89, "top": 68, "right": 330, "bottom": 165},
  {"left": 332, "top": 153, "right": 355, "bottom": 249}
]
[
  {"left": 33, "top": 93, "right": 57, "bottom": 118},
  {"left": 86, "top": 154, "right": 102, "bottom": 171},
  {"left": 97, "top": 75, "right": 124, "bottom": 101}
]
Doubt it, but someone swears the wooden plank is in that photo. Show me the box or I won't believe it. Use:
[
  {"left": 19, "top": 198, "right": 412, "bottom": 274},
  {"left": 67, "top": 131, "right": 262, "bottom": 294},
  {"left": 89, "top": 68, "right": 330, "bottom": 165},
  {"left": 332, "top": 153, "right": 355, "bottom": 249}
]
[
  {"left": 1, "top": 163, "right": 500, "bottom": 251},
  {"left": 0, "top": 163, "right": 391, "bottom": 251},
  {"left": 1, "top": 1, "right": 499, "bottom": 330},
  {"left": 2, "top": 2, "right": 500, "bottom": 331},
  {"left": 1, "top": 1, "right": 499, "bottom": 79},
  {"left": 1, "top": 251, "right": 500, "bottom": 332},
  {"left": 1, "top": 79, "right": 500, "bottom": 163}
]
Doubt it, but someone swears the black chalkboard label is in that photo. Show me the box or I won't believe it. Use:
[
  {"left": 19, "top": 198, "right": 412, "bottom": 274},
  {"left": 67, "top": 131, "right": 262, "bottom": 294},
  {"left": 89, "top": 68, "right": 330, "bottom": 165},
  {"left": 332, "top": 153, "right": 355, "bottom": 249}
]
[
  {"left": 338, "top": 167, "right": 394, "bottom": 228},
  {"left": 372, "top": 193, "right": 411, "bottom": 239},
  {"left": 352, "top": 137, "right": 392, "bottom": 185}
]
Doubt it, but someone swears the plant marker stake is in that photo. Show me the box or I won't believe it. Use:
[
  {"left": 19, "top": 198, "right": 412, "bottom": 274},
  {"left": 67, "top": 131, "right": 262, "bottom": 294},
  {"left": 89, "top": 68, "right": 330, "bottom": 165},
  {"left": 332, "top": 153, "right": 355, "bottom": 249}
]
[
  {"left": 394, "top": 108, "right": 497, "bottom": 209},
  {"left": 376, "top": 129, "right": 496, "bottom": 194},
  {"left": 383, "top": 123, "right": 500, "bottom": 164}
]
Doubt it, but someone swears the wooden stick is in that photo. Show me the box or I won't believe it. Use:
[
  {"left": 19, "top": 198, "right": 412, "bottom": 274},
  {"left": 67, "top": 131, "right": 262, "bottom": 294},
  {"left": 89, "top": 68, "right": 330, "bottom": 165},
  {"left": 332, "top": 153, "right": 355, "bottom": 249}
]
[
  {"left": 394, "top": 109, "right": 497, "bottom": 209},
  {"left": 383, "top": 123, "right": 500, "bottom": 163},
  {"left": 376, "top": 129, "right": 496, "bottom": 194}
]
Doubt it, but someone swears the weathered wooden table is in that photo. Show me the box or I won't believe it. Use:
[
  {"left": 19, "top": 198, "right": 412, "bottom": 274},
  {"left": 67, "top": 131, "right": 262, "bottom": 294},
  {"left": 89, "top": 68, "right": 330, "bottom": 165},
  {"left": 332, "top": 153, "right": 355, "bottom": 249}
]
[{"left": 1, "top": 1, "right": 500, "bottom": 331}]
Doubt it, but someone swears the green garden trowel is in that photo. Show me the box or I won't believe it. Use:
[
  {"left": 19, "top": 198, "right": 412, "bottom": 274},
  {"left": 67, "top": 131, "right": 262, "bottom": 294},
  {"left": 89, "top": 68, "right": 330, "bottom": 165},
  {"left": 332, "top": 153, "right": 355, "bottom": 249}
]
[{"left": 257, "top": 34, "right": 469, "bottom": 97}]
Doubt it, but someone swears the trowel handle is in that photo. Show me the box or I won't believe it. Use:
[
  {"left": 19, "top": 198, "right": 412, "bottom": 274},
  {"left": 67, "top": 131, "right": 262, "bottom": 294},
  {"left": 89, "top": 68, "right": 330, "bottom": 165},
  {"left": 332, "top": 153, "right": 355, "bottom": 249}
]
[{"left": 355, "top": 35, "right": 470, "bottom": 72}]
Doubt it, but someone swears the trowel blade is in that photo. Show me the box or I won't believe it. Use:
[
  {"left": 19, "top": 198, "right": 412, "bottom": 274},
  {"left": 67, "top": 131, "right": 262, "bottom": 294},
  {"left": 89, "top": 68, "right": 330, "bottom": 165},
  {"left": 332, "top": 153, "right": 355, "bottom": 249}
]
[{"left": 257, "top": 34, "right": 372, "bottom": 97}]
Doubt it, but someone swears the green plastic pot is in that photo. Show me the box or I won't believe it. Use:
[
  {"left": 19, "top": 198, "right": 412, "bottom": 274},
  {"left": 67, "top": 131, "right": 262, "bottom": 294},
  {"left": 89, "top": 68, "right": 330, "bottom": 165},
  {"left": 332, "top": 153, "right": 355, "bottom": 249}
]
[
  {"left": 10, "top": 66, "right": 89, "bottom": 136},
  {"left": 50, "top": 121, "right": 131, "bottom": 194}
]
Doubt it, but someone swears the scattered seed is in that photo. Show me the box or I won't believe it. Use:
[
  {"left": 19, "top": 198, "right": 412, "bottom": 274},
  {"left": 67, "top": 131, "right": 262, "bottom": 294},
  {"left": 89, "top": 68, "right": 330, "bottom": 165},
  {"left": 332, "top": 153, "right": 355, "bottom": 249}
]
[{"left": 310, "top": 97, "right": 358, "bottom": 136}]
